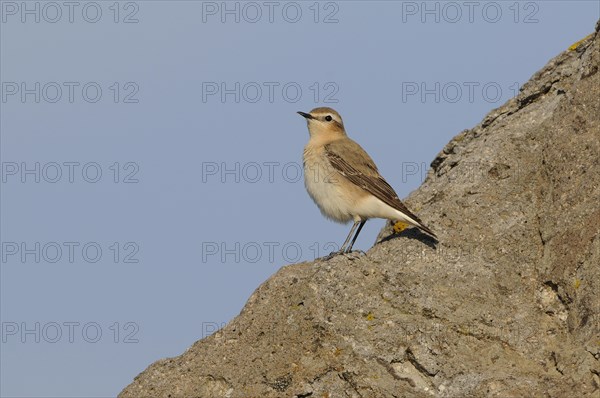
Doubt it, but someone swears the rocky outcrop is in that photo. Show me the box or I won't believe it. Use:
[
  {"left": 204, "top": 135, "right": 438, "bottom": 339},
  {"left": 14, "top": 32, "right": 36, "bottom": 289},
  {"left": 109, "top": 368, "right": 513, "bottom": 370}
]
[{"left": 120, "top": 22, "right": 599, "bottom": 398}]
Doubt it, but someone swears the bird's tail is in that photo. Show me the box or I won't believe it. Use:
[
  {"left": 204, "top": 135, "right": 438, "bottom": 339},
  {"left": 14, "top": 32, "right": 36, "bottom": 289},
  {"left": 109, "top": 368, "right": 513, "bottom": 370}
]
[{"left": 416, "top": 222, "right": 437, "bottom": 239}]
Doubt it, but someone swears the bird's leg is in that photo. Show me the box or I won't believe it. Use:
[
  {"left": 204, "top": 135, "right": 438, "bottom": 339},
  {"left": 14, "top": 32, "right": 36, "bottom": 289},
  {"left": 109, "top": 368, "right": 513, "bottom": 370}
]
[
  {"left": 345, "top": 220, "right": 366, "bottom": 253},
  {"left": 338, "top": 221, "right": 360, "bottom": 254}
]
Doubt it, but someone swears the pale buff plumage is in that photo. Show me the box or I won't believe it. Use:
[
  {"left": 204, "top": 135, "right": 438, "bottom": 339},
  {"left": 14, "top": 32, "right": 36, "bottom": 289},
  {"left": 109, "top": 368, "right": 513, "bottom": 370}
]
[{"left": 298, "top": 107, "right": 436, "bottom": 254}]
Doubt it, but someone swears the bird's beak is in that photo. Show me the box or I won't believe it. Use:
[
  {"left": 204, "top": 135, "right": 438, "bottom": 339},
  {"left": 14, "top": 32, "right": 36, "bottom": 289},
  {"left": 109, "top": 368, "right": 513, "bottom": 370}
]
[{"left": 297, "top": 111, "right": 314, "bottom": 120}]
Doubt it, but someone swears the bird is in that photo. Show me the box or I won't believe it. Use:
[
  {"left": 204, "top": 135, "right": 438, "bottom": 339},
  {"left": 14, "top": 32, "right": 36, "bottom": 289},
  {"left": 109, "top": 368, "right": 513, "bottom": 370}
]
[{"left": 298, "top": 107, "right": 437, "bottom": 255}]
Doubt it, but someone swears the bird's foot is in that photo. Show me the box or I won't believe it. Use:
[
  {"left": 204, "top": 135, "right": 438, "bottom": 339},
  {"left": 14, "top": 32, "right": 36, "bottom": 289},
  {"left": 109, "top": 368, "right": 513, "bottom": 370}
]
[
  {"left": 323, "top": 250, "right": 344, "bottom": 261},
  {"left": 322, "top": 249, "right": 365, "bottom": 261},
  {"left": 343, "top": 249, "right": 366, "bottom": 259}
]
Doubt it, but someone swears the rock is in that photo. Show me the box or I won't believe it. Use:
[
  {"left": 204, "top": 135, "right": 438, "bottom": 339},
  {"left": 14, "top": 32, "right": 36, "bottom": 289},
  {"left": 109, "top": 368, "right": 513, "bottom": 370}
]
[{"left": 120, "top": 21, "right": 600, "bottom": 398}]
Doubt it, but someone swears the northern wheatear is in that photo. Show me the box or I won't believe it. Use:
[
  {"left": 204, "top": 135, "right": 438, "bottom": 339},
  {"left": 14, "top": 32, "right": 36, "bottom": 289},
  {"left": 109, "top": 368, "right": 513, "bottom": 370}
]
[{"left": 298, "top": 107, "right": 437, "bottom": 255}]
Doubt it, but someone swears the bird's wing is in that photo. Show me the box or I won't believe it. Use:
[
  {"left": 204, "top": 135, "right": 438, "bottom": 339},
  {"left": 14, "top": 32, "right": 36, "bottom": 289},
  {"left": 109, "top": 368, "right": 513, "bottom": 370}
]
[{"left": 324, "top": 139, "right": 426, "bottom": 226}]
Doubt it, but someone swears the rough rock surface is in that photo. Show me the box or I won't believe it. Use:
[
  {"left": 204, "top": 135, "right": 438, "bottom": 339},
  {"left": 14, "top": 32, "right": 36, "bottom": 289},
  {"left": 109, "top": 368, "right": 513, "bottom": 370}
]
[{"left": 121, "top": 22, "right": 600, "bottom": 398}]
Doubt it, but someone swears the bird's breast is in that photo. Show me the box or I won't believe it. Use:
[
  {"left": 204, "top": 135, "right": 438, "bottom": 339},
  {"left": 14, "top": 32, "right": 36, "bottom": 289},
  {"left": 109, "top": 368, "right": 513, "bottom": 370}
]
[{"left": 303, "top": 146, "right": 354, "bottom": 223}]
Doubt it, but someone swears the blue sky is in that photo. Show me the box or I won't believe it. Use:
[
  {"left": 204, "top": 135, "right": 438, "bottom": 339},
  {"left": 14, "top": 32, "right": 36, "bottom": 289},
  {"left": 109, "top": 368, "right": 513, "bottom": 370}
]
[{"left": 1, "top": 1, "right": 598, "bottom": 396}]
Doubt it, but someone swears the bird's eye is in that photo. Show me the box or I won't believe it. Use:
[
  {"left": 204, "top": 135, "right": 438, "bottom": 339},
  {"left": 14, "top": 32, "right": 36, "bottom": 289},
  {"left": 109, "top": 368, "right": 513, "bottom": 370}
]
[{"left": 325, "top": 115, "right": 333, "bottom": 122}]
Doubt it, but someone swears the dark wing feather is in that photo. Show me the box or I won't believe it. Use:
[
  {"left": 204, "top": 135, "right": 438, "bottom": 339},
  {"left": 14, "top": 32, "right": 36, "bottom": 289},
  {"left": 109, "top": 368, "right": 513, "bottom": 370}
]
[{"left": 325, "top": 140, "right": 437, "bottom": 237}]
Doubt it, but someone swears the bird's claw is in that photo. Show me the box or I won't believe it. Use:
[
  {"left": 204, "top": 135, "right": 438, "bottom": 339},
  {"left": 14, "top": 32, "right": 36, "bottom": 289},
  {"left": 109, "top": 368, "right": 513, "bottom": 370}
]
[
  {"left": 343, "top": 249, "right": 366, "bottom": 259},
  {"left": 321, "top": 249, "right": 366, "bottom": 261},
  {"left": 322, "top": 250, "right": 343, "bottom": 261}
]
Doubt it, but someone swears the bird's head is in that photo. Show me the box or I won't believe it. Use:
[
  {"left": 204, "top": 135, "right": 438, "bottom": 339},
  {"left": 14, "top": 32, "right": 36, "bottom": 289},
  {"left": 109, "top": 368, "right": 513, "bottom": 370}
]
[{"left": 297, "top": 107, "right": 346, "bottom": 138}]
